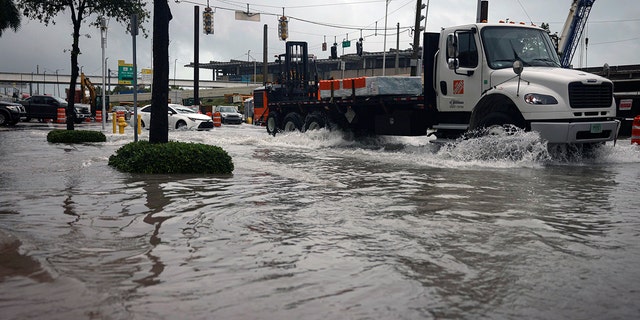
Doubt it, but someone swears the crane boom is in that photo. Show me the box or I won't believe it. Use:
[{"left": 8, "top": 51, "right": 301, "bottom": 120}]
[{"left": 558, "top": 0, "right": 595, "bottom": 68}]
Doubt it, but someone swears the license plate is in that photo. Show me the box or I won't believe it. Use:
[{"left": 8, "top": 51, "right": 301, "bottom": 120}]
[{"left": 590, "top": 123, "right": 603, "bottom": 134}]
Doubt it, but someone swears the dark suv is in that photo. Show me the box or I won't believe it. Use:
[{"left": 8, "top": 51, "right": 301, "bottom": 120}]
[
  {"left": 0, "top": 101, "right": 26, "bottom": 126},
  {"left": 20, "top": 95, "right": 91, "bottom": 123}
]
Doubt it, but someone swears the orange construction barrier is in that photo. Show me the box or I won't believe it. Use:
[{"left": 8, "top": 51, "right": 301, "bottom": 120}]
[
  {"left": 56, "top": 108, "right": 66, "bottom": 124},
  {"left": 96, "top": 110, "right": 103, "bottom": 123},
  {"left": 631, "top": 115, "right": 640, "bottom": 145},
  {"left": 213, "top": 111, "right": 222, "bottom": 127}
]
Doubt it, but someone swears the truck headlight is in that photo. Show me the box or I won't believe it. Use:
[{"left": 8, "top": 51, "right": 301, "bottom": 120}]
[{"left": 524, "top": 93, "right": 558, "bottom": 105}]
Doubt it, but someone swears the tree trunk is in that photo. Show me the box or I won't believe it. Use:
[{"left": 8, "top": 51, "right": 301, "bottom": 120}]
[
  {"left": 149, "top": 0, "right": 172, "bottom": 143},
  {"left": 66, "top": 20, "right": 83, "bottom": 130}
]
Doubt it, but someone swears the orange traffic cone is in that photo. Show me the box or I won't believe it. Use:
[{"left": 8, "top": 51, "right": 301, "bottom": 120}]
[
  {"left": 631, "top": 115, "right": 640, "bottom": 145},
  {"left": 213, "top": 111, "right": 222, "bottom": 127},
  {"left": 56, "top": 108, "right": 66, "bottom": 124}
]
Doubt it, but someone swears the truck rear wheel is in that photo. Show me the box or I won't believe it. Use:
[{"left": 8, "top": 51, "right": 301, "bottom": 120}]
[
  {"left": 266, "top": 112, "right": 279, "bottom": 136},
  {"left": 304, "top": 112, "right": 327, "bottom": 131},
  {"left": 283, "top": 112, "right": 303, "bottom": 132}
]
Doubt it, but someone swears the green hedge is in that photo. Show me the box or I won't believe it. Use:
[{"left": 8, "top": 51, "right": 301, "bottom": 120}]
[
  {"left": 108, "top": 141, "right": 234, "bottom": 174},
  {"left": 47, "top": 130, "right": 107, "bottom": 143}
]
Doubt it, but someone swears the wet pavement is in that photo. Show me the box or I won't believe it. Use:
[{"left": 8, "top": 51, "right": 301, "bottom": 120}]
[{"left": 1, "top": 122, "right": 640, "bottom": 319}]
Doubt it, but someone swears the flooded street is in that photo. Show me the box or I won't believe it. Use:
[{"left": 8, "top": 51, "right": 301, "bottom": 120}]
[{"left": 1, "top": 123, "right": 640, "bottom": 319}]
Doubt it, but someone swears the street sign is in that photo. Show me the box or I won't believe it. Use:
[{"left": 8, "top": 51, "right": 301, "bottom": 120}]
[
  {"left": 141, "top": 68, "right": 152, "bottom": 84},
  {"left": 118, "top": 60, "right": 134, "bottom": 85},
  {"left": 342, "top": 40, "right": 351, "bottom": 48}
]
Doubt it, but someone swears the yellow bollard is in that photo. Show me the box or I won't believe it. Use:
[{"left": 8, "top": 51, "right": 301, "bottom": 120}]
[
  {"left": 117, "top": 116, "right": 128, "bottom": 134},
  {"left": 137, "top": 114, "right": 142, "bottom": 135},
  {"left": 112, "top": 112, "right": 117, "bottom": 134},
  {"left": 246, "top": 116, "right": 252, "bottom": 124}
]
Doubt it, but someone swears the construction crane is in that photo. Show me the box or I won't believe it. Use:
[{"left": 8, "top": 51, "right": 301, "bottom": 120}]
[{"left": 557, "top": 0, "right": 595, "bottom": 68}]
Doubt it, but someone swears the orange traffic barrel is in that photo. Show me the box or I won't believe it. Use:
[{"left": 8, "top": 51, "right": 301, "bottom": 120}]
[
  {"left": 56, "top": 108, "right": 66, "bottom": 123},
  {"left": 631, "top": 115, "right": 640, "bottom": 145},
  {"left": 96, "top": 110, "right": 103, "bottom": 122},
  {"left": 213, "top": 111, "right": 222, "bottom": 127}
]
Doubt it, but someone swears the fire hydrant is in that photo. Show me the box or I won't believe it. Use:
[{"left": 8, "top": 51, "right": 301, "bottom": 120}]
[{"left": 117, "top": 116, "right": 128, "bottom": 134}]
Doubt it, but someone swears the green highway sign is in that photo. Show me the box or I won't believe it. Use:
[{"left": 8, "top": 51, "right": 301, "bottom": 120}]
[
  {"left": 342, "top": 40, "right": 351, "bottom": 48},
  {"left": 118, "top": 60, "right": 134, "bottom": 85}
]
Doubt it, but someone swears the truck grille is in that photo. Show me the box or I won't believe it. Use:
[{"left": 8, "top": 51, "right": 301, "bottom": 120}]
[{"left": 568, "top": 82, "right": 612, "bottom": 109}]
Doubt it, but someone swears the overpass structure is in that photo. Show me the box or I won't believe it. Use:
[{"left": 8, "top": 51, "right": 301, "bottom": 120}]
[{"left": 0, "top": 72, "right": 253, "bottom": 91}]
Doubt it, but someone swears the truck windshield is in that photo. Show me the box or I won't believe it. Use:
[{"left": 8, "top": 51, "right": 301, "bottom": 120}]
[{"left": 481, "top": 26, "right": 560, "bottom": 69}]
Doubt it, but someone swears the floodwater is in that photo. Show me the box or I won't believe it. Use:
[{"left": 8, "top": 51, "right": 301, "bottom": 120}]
[{"left": 1, "top": 123, "right": 640, "bottom": 320}]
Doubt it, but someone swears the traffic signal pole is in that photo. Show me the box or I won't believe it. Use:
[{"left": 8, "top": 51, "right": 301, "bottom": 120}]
[{"left": 194, "top": 6, "right": 200, "bottom": 112}]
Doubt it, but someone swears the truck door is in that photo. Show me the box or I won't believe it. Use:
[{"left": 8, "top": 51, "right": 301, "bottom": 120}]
[{"left": 436, "top": 29, "right": 483, "bottom": 116}]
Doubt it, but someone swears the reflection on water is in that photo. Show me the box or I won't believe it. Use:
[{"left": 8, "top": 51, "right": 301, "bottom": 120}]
[{"left": 1, "top": 127, "right": 640, "bottom": 319}]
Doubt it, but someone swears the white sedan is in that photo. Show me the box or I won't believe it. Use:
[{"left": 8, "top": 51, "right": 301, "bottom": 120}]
[{"left": 135, "top": 104, "right": 213, "bottom": 130}]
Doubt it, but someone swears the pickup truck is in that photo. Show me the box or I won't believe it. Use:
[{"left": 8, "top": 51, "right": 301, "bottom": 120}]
[{"left": 20, "top": 95, "right": 91, "bottom": 124}]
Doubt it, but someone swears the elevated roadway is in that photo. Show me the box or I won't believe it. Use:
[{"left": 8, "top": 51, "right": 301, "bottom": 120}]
[{"left": 0, "top": 72, "right": 251, "bottom": 89}]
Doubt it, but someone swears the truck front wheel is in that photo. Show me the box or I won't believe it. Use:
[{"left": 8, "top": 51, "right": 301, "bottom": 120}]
[{"left": 471, "top": 112, "right": 524, "bottom": 136}]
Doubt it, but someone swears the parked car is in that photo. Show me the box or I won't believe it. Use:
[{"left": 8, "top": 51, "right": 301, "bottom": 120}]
[
  {"left": 19, "top": 95, "right": 90, "bottom": 124},
  {"left": 136, "top": 104, "right": 214, "bottom": 130},
  {"left": 214, "top": 105, "right": 243, "bottom": 124},
  {"left": 106, "top": 105, "right": 133, "bottom": 121},
  {"left": 0, "top": 101, "right": 26, "bottom": 126}
]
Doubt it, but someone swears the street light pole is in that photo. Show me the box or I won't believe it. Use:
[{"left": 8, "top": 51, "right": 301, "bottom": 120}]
[
  {"left": 174, "top": 58, "right": 177, "bottom": 88},
  {"left": 55, "top": 69, "right": 60, "bottom": 96},
  {"left": 100, "top": 17, "right": 108, "bottom": 130}
]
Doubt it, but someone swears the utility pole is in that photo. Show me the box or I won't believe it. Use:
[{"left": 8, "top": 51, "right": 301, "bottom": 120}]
[
  {"left": 382, "top": 0, "right": 390, "bottom": 76},
  {"left": 263, "top": 24, "right": 268, "bottom": 85},
  {"left": 410, "top": 0, "right": 424, "bottom": 76},
  {"left": 395, "top": 23, "right": 399, "bottom": 75}
]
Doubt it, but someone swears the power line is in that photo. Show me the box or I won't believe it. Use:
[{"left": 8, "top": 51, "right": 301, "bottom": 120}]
[{"left": 216, "top": 0, "right": 385, "bottom": 9}]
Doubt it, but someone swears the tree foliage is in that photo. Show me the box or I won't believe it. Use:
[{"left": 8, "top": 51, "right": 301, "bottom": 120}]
[
  {"left": 0, "top": 0, "right": 21, "bottom": 37},
  {"left": 16, "top": 0, "right": 150, "bottom": 130}
]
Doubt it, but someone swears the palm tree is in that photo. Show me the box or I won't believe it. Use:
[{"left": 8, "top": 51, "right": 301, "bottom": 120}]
[{"left": 0, "top": 0, "right": 21, "bottom": 37}]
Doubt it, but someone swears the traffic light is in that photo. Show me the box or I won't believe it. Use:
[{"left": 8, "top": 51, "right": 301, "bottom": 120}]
[
  {"left": 203, "top": 7, "right": 214, "bottom": 35},
  {"left": 356, "top": 38, "right": 363, "bottom": 56},
  {"left": 278, "top": 16, "right": 288, "bottom": 41},
  {"left": 331, "top": 43, "right": 337, "bottom": 59}
]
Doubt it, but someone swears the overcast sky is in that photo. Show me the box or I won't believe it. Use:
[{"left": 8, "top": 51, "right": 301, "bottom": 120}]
[{"left": 1, "top": 0, "right": 638, "bottom": 84}]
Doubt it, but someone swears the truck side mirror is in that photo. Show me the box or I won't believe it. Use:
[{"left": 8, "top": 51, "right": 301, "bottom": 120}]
[
  {"left": 512, "top": 60, "right": 524, "bottom": 75},
  {"left": 446, "top": 33, "right": 459, "bottom": 70}
]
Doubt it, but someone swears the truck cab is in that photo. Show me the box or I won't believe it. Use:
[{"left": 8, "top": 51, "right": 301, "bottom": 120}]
[{"left": 430, "top": 23, "right": 619, "bottom": 144}]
